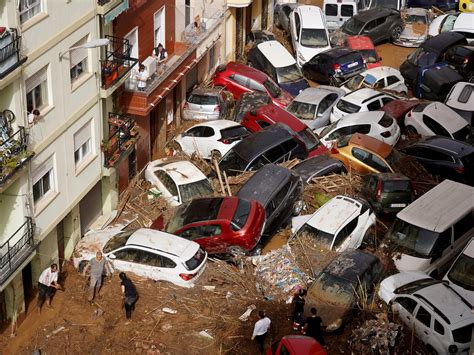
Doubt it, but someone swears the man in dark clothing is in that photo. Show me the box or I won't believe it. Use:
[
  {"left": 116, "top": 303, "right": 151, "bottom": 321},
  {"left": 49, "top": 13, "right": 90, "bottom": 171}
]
[
  {"left": 302, "top": 307, "right": 325, "bottom": 346},
  {"left": 119, "top": 272, "right": 137, "bottom": 322},
  {"left": 292, "top": 289, "right": 306, "bottom": 330}
]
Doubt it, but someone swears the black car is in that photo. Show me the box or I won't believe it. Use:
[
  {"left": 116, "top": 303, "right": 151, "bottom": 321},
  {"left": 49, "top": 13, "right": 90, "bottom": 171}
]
[
  {"left": 400, "top": 136, "right": 474, "bottom": 186},
  {"left": 305, "top": 250, "right": 385, "bottom": 332},
  {"left": 444, "top": 45, "right": 474, "bottom": 82},
  {"left": 232, "top": 91, "right": 271, "bottom": 123},
  {"left": 407, "top": 0, "right": 458, "bottom": 11},
  {"left": 237, "top": 164, "right": 304, "bottom": 238},
  {"left": 400, "top": 32, "right": 468, "bottom": 87},
  {"left": 292, "top": 155, "right": 346, "bottom": 184},
  {"left": 331, "top": 8, "right": 404, "bottom": 46},
  {"left": 245, "top": 30, "right": 276, "bottom": 47},
  {"left": 301, "top": 48, "right": 366, "bottom": 85},
  {"left": 218, "top": 123, "right": 309, "bottom": 176}
]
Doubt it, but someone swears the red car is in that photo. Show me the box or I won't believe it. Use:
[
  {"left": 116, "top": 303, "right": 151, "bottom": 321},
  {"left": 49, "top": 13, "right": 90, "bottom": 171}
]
[
  {"left": 241, "top": 103, "right": 328, "bottom": 158},
  {"left": 212, "top": 62, "right": 293, "bottom": 108},
  {"left": 162, "top": 197, "right": 266, "bottom": 255},
  {"left": 267, "top": 336, "right": 327, "bottom": 355},
  {"left": 379, "top": 99, "right": 422, "bottom": 126},
  {"left": 344, "top": 36, "right": 382, "bottom": 69}
]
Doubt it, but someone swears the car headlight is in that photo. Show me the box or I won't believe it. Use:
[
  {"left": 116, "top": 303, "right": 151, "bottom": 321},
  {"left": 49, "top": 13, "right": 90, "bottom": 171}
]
[{"left": 326, "top": 318, "right": 342, "bottom": 331}]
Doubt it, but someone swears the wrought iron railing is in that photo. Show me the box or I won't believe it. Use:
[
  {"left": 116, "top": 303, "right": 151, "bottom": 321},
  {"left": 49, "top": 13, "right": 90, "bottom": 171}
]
[
  {"left": 0, "top": 217, "right": 36, "bottom": 285},
  {"left": 0, "top": 28, "right": 27, "bottom": 79},
  {"left": 102, "top": 113, "right": 138, "bottom": 168},
  {"left": 100, "top": 35, "right": 138, "bottom": 90}
]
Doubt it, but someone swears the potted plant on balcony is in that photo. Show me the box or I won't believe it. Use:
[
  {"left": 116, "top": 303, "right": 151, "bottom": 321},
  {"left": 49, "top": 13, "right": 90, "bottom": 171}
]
[{"left": 102, "top": 62, "right": 118, "bottom": 88}]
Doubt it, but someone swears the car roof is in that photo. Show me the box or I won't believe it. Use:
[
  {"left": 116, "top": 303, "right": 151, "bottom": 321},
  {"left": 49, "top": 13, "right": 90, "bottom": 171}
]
[
  {"left": 293, "top": 86, "right": 345, "bottom": 103},
  {"left": 225, "top": 61, "right": 268, "bottom": 82},
  {"left": 257, "top": 103, "right": 307, "bottom": 131},
  {"left": 321, "top": 47, "right": 356, "bottom": 58},
  {"left": 257, "top": 40, "right": 296, "bottom": 68},
  {"left": 147, "top": 159, "right": 207, "bottom": 185},
  {"left": 337, "top": 111, "right": 385, "bottom": 126},
  {"left": 126, "top": 228, "right": 197, "bottom": 259},
  {"left": 306, "top": 195, "right": 361, "bottom": 234},
  {"left": 362, "top": 66, "right": 400, "bottom": 79},
  {"left": 354, "top": 8, "right": 395, "bottom": 22},
  {"left": 453, "top": 13, "right": 474, "bottom": 31},
  {"left": 396, "top": 179, "right": 474, "bottom": 233},
  {"left": 349, "top": 133, "right": 393, "bottom": 158},
  {"left": 445, "top": 82, "right": 474, "bottom": 111},
  {"left": 422, "top": 32, "right": 467, "bottom": 54},
  {"left": 191, "top": 120, "right": 241, "bottom": 130},
  {"left": 423, "top": 102, "right": 468, "bottom": 133},
  {"left": 292, "top": 155, "right": 343, "bottom": 181},
  {"left": 410, "top": 136, "right": 474, "bottom": 157},
  {"left": 233, "top": 123, "right": 296, "bottom": 161},
  {"left": 380, "top": 99, "right": 421, "bottom": 119},
  {"left": 237, "top": 164, "right": 293, "bottom": 206},
  {"left": 325, "top": 249, "right": 379, "bottom": 283},
  {"left": 190, "top": 88, "right": 222, "bottom": 96},
  {"left": 343, "top": 88, "right": 386, "bottom": 104},
  {"left": 345, "top": 35, "right": 375, "bottom": 50},
  {"left": 296, "top": 5, "right": 325, "bottom": 28}
]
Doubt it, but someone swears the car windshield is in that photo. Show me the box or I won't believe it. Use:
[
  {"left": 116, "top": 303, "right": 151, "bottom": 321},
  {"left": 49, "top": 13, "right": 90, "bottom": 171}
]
[
  {"left": 185, "top": 248, "right": 206, "bottom": 270},
  {"left": 231, "top": 198, "right": 251, "bottom": 230},
  {"left": 287, "top": 101, "right": 317, "bottom": 120},
  {"left": 312, "top": 272, "right": 355, "bottom": 306},
  {"left": 360, "top": 49, "right": 379, "bottom": 64},
  {"left": 406, "top": 14, "right": 426, "bottom": 24},
  {"left": 263, "top": 79, "right": 282, "bottom": 98},
  {"left": 188, "top": 94, "right": 219, "bottom": 105},
  {"left": 370, "top": 0, "right": 399, "bottom": 8},
  {"left": 219, "top": 150, "right": 249, "bottom": 174},
  {"left": 342, "top": 17, "right": 365, "bottom": 35},
  {"left": 407, "top": 47, "right": 438, "bottom": 67},
  {"left": 452, "top": 325, "right": 473, "bottom": 344},
  {"left": 447, "top": 252, "right": 474, "bottom": 291},
  {"left": 297, "top": 128, "right": 321, "bottom": 151},
  {"left": 336, "top": 99, "right": 361, "bottom": 114},
  {"left": 346, "top": 75, "right": 365, "bottom": 90},
  {"left": 301, "top": 29, "right": 329, "bottom": 48},
  {"left": 295, "top": 223, "right": 334, "bottom": 249},
  {"left": 319, "top": 122, "right": 338, "bottom": 138},
  {"left": 103, "top": 230, "right": 135, "bottom": 253},
  {"left": 441, "top": 14, "right": 458, "bottom": 32},
  {"left": 382, "top": 180, "right": 411, "bottom": 193},
  {"left": 387, "top": 218, "right": 439, "bottom": 257},
  {"left": 179, "top": 179, "right": 214, "bottom": 204},
  {"left": 276, "top": 64, "right": 304, "bottom": 84}
]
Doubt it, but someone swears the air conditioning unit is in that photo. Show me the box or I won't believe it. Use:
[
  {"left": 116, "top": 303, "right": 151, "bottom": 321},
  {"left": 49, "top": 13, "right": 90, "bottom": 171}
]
[{"left": 142, "top": 56, "right": 156, "bottom": 75}]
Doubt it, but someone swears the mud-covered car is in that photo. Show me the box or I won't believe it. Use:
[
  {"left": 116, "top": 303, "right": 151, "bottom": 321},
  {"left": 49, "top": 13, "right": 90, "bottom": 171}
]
[
  {"left": 291, "top": 155, "right": 346, "bottom": 184},
  {"left": 393, "top": 8, "right": 430, "bottom": 48},
  {"left": 232, "top": 91, "right": 271, "bottom": 123},
  {"left": 305, "top": 250, "right": 385, "bottom": 332}
]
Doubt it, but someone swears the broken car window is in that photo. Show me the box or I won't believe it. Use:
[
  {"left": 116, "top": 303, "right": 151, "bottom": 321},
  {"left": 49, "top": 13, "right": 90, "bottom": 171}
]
[{"left": 103, "top": 231, "right": 135, "bottom": 253}]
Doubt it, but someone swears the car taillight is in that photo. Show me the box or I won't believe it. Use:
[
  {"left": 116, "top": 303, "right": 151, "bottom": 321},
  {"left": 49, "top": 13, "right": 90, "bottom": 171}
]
[
  {"left": 376, "top": 180, "right": 383, "bottom": 199},
  {"left": 219, "top": 138, "right": 231, "bottom": 144},
  {"left": 463, "top": 57, "right": 469, "bottom": 64},
  {"left": 333, "top": 63, "right": 341, "bottom": 71},
  {"left": 407, "top": 111, "right": 411, "bottom": 118},
  {"left": 184, "top": 103, "right": 189, "bottom": 110},
  {"left": 381, "top": 131, "right": 391, "bottom": 138},
  {"left": 179, "top": 272, "right": 197, "bottom": 281},
  {"left": 454, "top": 166, "right": 465, "bottom": 174},
  {"left": 214, "top": 106, "right": 221, "bottom": 112}
]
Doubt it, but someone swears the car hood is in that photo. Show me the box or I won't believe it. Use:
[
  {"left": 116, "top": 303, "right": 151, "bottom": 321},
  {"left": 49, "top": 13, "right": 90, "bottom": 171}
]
[
  {"left": 399, "top": 23, "right": 428, "bottom": 39},
  {"left": 393, "top": 252, "right": 432, "bottom": 273},
  {"left": 378, "top": 271, "right": 431, "bottom": 304}
]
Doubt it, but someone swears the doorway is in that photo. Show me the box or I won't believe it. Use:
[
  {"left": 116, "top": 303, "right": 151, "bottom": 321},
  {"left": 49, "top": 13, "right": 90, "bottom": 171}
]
[
  {"left": 56, "top": 221, "right": 65, "bottom": 269},
  {"left": 79, "top": 182, "right": 103, "bottom": 236},
  {"left": 22, "top": 263, "right": 34, "bottom": 313}
]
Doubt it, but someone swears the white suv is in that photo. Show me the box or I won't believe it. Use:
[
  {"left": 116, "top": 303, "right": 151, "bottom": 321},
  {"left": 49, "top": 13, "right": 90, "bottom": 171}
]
[
  {"left": 444, "top": 238, "right": 474, "bottom": 306},
  {"left": 330, "top": 88, "right": 395, "bottom": 123},
  {"left": 379, "top": 272, "right": 473, "bottom": 355},
  {"left": 292, "top": 195, "right": 376, "bottom": 252}
]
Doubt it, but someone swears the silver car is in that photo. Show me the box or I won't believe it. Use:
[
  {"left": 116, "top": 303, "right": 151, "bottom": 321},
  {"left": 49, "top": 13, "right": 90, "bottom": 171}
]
[
  {"left": 286, "top": 86, "right": 346, "bottom": 130},
  {"left": 393, "top": 8, "right": 430, "bottom": 48},
  {"left": 183, "top": 88, "right": 232, "bottom": 121}
]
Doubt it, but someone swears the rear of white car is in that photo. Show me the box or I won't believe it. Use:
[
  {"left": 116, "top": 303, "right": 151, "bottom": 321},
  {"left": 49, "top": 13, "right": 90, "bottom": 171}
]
[{"left": 323, "top": 0, "right": 358, "bottom": 32}]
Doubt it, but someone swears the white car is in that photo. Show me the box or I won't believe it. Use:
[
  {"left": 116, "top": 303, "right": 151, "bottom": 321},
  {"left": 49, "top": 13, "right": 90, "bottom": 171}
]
[
  {"left": 429, "top": 13, "right": 474, "bottom": 45},
  {"left": 290, "top": 5, "right": 331, "bottom": 67},
  {"left": 443, "top": 238, "right": 474, "bottom": 306},
  {"left": 378, "top": 272, "right": 473, "bottom": 355},
  {"left": 404, "top": 102, "right": 474, "bottom": 144},
  {"left": 144, "top": 158, "right": 214, "bottom": 206},
  {"left": 73, "top": 228, "right": 208, "bottom": 288},
  {"left": 342, "top": 66, "right": 408, "bottom": 95},
  {"left": 292, "top": 195, "right": 376, "bottom": 252},
  {"left": 316, "top": 111, "right": 401, "bottom": 148},
  {"left": 172, "top": 120, "right": 249, "bottom": 161},
  {"left": 330, "top": 88, "right": 396, "bottom": 123}
]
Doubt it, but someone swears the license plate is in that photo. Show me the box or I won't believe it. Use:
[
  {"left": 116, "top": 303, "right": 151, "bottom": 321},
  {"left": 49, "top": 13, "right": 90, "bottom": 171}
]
[
  {"left": 347, "top": 62, "right": 358, "bottom": 68},
  {"left": 390, "top": 203, "right": 406, "bottom": 208}
]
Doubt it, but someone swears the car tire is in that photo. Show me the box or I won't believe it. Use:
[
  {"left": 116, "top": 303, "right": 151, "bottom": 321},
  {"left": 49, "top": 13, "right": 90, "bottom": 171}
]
[
  {"left": 293, "top": 200, "right": 305, "bottom": 216},
  {"left": 227, "top": 245, "right": 248, "bottom": 257},
  {"left": 391, "top": 26, "right": 402, "bottom": 42},
  {"left": 165, "top": 141, "right": 182, "bottom": 156},
  {"left": 211, "top": 150, "right": 222, "bottom": 162},
  {"left": 405, "top": 125, "right": 418, "bottom": 137}
]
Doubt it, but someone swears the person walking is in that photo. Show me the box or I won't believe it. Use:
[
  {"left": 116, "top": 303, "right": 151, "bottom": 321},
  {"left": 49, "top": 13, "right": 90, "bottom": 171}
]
[
  {"left": 119, "top": 272, "right": 137, "bottom": 323},
  {"left": 82, "top": 251, "right": 112, "bottom": 301},
  {"left": 251, "top": 310, "right": 271, "bottom": 354},
  {"left": 302, "top": 307, "right": 325, "bottom": 346},
  {"left": 292, "top": 289, "right": 306, "bottom": 330},
  {"left": 37, "top": 264, "right": 60, "bottom": 313}
]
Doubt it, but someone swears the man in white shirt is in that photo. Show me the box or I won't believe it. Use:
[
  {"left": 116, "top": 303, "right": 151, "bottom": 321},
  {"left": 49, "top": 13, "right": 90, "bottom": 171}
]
[
  {"left": 37, "top": 264, "right": 60, "bottom": 313},
  {"left": 251, "top": 310, "right": 271, "bottom": 354}
]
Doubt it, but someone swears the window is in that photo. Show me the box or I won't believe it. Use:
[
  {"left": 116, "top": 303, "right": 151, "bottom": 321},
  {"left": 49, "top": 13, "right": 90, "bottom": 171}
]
[
  {"left": 186, "top": 127, "right": 204, "bottom": 137},
  {"left": 280, "top": 345, "right": 290, "bottom": 355},
  {"left": 154, "top": 7, "right": 165, "bottom": 47},
  {"left": 453, "top": 213, "right": 473, "bottom": 241},
  {"left": 434, "top": 320, "right": 445, "bottom": 335},
  {"left": 294, "top": 13, "right": 301, "bottom": 36},
  {"left": 69, "top": 37, "right": 89, "bottom": 83},
  {"left": 415, "top": 306, "right": 431, "bottom": 327},
  {"left": 368, "top": 154, "right": 391, "bottom": 173},
  {"left": 333, "top": 217, "right": 358, "bottom": 248},
  {"left": 26, "top": 67, "right": 48, "bottom": 114},
  {"left": 74, "top": 120, "right": 93, "bottom": 167},
  {"left": 381, "top": 97, "right": 394, "bottom": 106},
  {"left": 114, "top": 248, "right": 139, "bottom": 262},
  {"left": 325, "top": 4, "right": 338, "bottom": 16},
  {"left": 352, "top": 147, "right": 370, "bottom": 163},
  {"left": 201, "top": 126, "right": 214, "bottom": 137},
  {"left": 154, "top": 171, "right": 179, "bottom": 196},
  {"left": 248, "top": 79, "right": 265, "bottom": 92},
  {"left": 231, "top": 74, "right": 249, "bottom": 87},
  {"left": 209, "top": 45, "right": 216, "bottom": 72},
  {"left": 32, "top": 157, "right": 55, "bottom": 205},
  {"left": 367, "top": 100, "right": 382, "bottom": 111},
  {"left": 341, "top": 4, "right": 354, "bottom": 16},
  {"left": 431, "top": 228, "right": 452, "bottom": 257},
  {"left": 70, "top": 58, "right": 87, "bottom": 81},
  {"left": 264, "top": 145, "right": 286, "bottom": 163},
  {"left": 396, "top": 297, "right": 417, "bottom": 314},
  {"left": 257, "top": 120, "right": 271, "bottom": 129},
  {"left": 272, "top": 182, "right": 290, "bottom": 208},
  {"left": 422, "top": 115, "right": 450, "bottom": 137},
  {"left": 19, "top": 0, "right": 42, "bottom": 24},
  {"left": 387, "top": 75, "right": 400, "bottom": 86}
]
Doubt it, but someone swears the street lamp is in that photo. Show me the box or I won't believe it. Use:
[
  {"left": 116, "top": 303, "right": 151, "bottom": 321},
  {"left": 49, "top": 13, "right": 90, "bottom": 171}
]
[{"left": 59, "top": 38, "right": 110, "bottom": 60}]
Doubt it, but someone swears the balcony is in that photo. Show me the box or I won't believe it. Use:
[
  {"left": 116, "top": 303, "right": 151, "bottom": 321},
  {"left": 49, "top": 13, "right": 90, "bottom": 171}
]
[
  {"left": 97, "top": 0, "right": 129, "bottom": 16},
  {"left": 100, "top": 35, "right": 138, "bottom": 98},
  {"left": 0, "top": 217, "right": 36, "bottom": 286},
  {"left": 102, "top": 113, "right": 139, "bottom": 168},
  {"left": 0, "top": 28, "right": 28, "bottom": 89},
  {"left": 0, "top": 125, "right": 34, "bottom": 193}
]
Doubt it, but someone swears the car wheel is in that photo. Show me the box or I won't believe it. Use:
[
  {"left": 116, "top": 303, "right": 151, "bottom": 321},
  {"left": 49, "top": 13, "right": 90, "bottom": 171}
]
[
  {"left": 293, "top": 200, "right": 305, "bottom": 216},
  {"left": 405, "top": 125, "right": 418, "bottom": 137},
  {"left": 165, "top": 141, "right": 182, "bottom": 156},
  {"left": 362, "top": 226, "right": 377, "bottom": 250},
  {"left": 211, "top": 150, "right": 222, "bottom": 162},
  {"left": 227, "top": 245, "right": 248, "bottom": 257},
  {"left": 391, "top": 26, "right": 402, "bottom": 42}
]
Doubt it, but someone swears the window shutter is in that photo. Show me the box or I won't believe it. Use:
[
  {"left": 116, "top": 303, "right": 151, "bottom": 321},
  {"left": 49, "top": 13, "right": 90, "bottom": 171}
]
[
  {"left": 69, "top": 37, "right": 88, "bottom": 69},
  {"left": 74, "top": 120, "right": 92, "bottom": 149},
  {"left": 26, "top": 67, "right": 48, "bottom": 93},
  {"left": 32, "top": 156, "right": 54, "bottom": 184}
]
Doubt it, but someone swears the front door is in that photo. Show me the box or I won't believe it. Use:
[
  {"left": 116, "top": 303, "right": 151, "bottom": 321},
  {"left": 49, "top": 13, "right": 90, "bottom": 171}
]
[{"left": 22, "top": 263, "right": 34, "bottom": 313}]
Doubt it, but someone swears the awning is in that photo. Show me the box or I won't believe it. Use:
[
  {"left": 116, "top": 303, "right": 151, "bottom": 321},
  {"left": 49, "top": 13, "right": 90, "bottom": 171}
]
[
  {"left": 104, "top": 0, "right": 129, "bottom": 24},
  {"left": 226, "top": 0, "right": 252, "bottom": 7}
]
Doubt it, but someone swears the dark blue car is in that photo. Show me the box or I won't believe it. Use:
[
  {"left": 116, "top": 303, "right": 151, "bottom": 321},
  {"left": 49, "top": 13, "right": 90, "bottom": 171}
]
[
  {"left": 413, "top": 63, "right": 463, "bottom": 101},
  {"left": 301, "top": 48, "right": 366, "bottom": 86}
]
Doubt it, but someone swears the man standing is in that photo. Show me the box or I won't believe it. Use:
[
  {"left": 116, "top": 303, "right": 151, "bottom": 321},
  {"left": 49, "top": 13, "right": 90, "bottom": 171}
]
[
  {"left": 302, "top": 307, "right": 325, "bottom": 346},
  {"left": 37, "top": 264, "right": 60, "bottom": 313},
  {"left": 251, "top": 310, "right": 271, "bottom": 354},
  {"left": 119, "top": 272, "right": 138, "bottom": 323},
  {"left": 82, "top": 251, "right": 111, "bottom": 301}
]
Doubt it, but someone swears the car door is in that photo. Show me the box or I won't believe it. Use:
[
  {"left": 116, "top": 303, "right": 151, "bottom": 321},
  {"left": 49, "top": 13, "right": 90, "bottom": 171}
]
[
  {"left": 413, "top": 304, "right": 434, "bottom": 346},
  {"left": 361, "top": 19, "right": 380, "bottom": 41},
  {"left": 366, "top": 98, "right": 382, "bottom": 112},
  {"left": 393, "top": 296, "right": 418, "bottom": 326},
  {"left": 386, "top": 75, "right": 404, "bottom": 92},
  {"left": 291, "top": 11, "right": 302, "bottom": 54},
  {"left": 335, "top": 217, "right": 360, "bottom": 251},
  {"left": 422, "top": 115, "right": 452, "bottom": 138},
  {"left": 317, "top": 94, "right": 334, "bottom": 122},
  {"left": 350, "top": 147, "right": 379, "bottom": 174},
  {"left": 179, "top": 225, "right": 224, "bottom": 254},
  {"left": 110, "top": 247, "right": 143, "bottom": 275},
  {"left": 429, "top": 228, "right": 454, "bottom": 276}
]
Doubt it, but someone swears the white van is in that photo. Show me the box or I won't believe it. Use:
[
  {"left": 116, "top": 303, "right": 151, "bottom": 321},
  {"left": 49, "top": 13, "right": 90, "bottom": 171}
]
[
  {"left": 289, "top": 5, "right": 331, "bottom": 67},
  {"left": 323, "top": 0, "right": 359, "bottom": 32},
  {"left": 385, "top": 179, "right": 474, "bottom": 277}
]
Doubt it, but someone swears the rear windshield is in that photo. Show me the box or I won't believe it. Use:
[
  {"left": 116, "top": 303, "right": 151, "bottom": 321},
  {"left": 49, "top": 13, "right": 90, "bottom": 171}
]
[
  {"left": 301, "top": 29, "right": 329, "bottom": 48},
  {"left": 342, "top": 17, "right": 365, "bottom": 35},
  {"left": 325, "top": 4, "right": 337, "bottom": 16},
  {"left": 340, "top": 53, "right": 362, "bottom": 65},
  {"left": 378, "top": 114, "right": 394, "bottom": 128},
  {"left": 406, "top": 14, "right": 426, "bottom": 24},
  {"left": 452, "top": 325, "right": 472, "bottom": 344},
  {"left": 447, "top": 252, "right": 474, "bottom": 291},
  {"left": 297, "top": 128, "right": 321, "bottom": 151},
  {"left": 312, "top": 272, "right": 354, "bottom": 306},
  {"left": 341, "top": 4, "right": 354, "bottom": 16},
  {"left": 189, "top": 94, "right": 219, "bottom": 105},
  {"left": 387, "top": 218, "right": 439, "bottom": 257},
  {"left": 360, "top": 49, "right": 378, "bottom": 64},
  {"left": 287, "top": 101, "right": 317, "bottom": 120},
  {"left": 382, "top": 180, "right": 411, "bottom": 193},
  {"left": 219, "top": 150, "right": 249, "bottom": 174},
  {"left": 185, "top": 248, "right": 206, "bottom": 270},
  {"left": 296, "top": 223, "right": 334, "bottom": 249},
  {"left": 458, "top": 85, "right": 473, "bottom": 103},
  {"left": 103, "top": 231, "right": 135, "bottom": 253},
  {"left": 220, "top": 126, "right": 249, "bottom": 139},
  {"left": 179, "top": 179, "right": 214, "bottom": 204},
  {"left": 231, "top": 198, "right": 251, "bottom": 230},
  {"left": 336, "top": 99, "right": 361, "bottom": 114},
  {"left": 263, "top": 79, "right": 282, "bottom": 98}
]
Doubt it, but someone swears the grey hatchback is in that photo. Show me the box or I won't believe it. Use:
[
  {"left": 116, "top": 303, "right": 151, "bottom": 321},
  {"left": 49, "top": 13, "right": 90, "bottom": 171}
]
[{"left": 183, "top": 88, "right": 233, "bottom": 121}]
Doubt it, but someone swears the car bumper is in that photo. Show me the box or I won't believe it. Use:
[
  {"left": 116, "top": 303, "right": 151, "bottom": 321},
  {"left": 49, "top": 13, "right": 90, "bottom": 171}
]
[
  {"left": 392, "top": 38, "right": 425, "bottom": 48},
  {"left": 183, "top": 111, "right": 220, "bottom": 120}
]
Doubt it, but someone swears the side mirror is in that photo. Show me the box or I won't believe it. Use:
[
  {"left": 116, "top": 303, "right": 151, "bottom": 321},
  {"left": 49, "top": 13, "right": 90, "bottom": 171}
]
[{"left": 109, "top": 253, "right": 116, "bottom": 260}]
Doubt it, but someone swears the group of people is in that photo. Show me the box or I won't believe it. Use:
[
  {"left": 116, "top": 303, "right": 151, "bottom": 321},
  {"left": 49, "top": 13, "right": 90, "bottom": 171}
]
[{"left": 135, "top": 43, "right": 168, "bottom": 91}]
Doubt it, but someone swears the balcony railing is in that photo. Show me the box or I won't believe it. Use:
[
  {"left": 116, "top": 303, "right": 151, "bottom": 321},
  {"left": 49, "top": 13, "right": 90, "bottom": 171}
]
[
  {"left": 102, "top": 113, "right": 139, "bottom": 168},
  {"left": 100, "top": 35, "right": 138, "bottom": 90},
  {"left": 0, "top": 126, "right": 34, "bottom": 188},
  {"left": 0, "top": 28, "right": 27, "bottom": 79},
  {"left": 0, "top": 217, "right": 36, "bottom": 285}
]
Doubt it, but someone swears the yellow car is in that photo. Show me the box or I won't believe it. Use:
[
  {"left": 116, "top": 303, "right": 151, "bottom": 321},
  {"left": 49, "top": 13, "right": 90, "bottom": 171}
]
[
  {"left": 460, "top": 0, "right": 474, "bottom": 12},
  {"left": 329, "top": 133, "right": 399, "bottom": 175}
]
